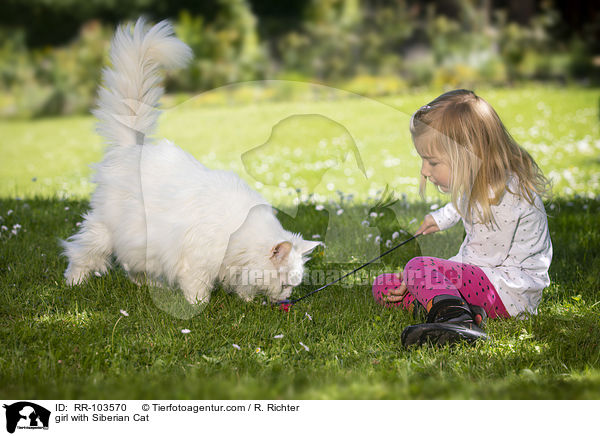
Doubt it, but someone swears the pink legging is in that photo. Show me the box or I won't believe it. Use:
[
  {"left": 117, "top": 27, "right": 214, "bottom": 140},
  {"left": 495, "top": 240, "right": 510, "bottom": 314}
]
[{"left": 372, "top": 256, "right": 510, "bottom": 319}]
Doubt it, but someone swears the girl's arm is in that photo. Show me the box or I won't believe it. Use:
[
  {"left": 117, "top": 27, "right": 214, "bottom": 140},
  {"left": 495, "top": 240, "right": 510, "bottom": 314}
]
[{"left": 429, "top": 202, "right": 461, "bottom": 231}]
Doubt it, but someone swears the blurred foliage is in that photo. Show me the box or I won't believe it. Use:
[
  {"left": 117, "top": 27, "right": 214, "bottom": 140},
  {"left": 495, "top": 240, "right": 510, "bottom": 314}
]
[
  {"left": 172, "top": 1, "right": 270, "bottom": 91},
  {"left": 0, "top": 0, "right": 598, "bottom": 118},
  {"left": 0, "top": 21, "right": 110, "bottom": 118},
  {"left": 276, "top": 0, "right": 416, "bottom": 83}
]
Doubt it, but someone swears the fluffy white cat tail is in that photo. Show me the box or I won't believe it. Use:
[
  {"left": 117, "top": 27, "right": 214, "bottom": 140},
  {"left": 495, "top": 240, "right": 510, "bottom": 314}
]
[{"left": 93, "top": 18, "right": 192, "bottom": 147}]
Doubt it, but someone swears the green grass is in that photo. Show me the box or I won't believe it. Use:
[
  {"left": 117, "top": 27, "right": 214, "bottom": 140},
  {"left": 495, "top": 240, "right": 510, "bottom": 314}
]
[
  {"left": 1, "top": 196, "right": 599, "bottom": 399},
  {"left": 1, "top": 85, "right": 600, "bottom": 399}
]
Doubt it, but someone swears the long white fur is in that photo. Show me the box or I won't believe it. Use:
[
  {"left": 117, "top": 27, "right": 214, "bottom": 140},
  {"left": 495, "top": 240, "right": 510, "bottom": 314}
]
[{"left": 61, "top": 18, "right": 320, "bottom": 304}]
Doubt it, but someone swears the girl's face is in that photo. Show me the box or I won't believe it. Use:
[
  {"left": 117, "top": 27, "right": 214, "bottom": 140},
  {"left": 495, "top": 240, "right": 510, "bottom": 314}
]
[{"left": 416, "top": 148, "right": 451, "bottom": 193}]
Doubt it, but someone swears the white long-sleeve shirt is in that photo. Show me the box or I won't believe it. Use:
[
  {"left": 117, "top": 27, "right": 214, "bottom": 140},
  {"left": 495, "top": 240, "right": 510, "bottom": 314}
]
[{"left": 430, "top": 181, "right": 553, "bottom": 317}]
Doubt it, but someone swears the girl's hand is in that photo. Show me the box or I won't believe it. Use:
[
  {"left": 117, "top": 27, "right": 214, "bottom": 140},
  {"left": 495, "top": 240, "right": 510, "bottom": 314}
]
[
  {"left": 384, "top": 271, "right": 408, "bottom": 303},
  {"left": 415, "top": 214, "right": 440, "bottom": 235}
]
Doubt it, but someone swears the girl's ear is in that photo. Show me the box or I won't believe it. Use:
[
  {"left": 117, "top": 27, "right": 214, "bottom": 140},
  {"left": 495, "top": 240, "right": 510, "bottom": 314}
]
[
  {"left": 270, "top": 241, "right": 293, "bottom": 266},
  {"left": 299, "top": 240, "right": 322, "bottom": 255}
]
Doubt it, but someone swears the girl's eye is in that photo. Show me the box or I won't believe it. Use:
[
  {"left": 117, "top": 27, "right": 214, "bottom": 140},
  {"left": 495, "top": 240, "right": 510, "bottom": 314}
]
[{"left": 429, "top": 161, "right": 438, "bottom": 167}]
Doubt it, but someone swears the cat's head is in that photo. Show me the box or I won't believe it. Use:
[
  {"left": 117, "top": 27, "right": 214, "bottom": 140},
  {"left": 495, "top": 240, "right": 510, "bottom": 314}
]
[
  {"left": 267, "top": 236, "right": 322, "bottom": 300},
  {"left": 223, "top": 205, "right": 322, "bottom": 301}
]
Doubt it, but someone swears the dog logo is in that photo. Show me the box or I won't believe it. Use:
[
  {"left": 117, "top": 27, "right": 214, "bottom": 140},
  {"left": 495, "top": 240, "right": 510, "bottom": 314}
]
[{"left": 3, "top": 402, "right": 50, "bottom": 434}]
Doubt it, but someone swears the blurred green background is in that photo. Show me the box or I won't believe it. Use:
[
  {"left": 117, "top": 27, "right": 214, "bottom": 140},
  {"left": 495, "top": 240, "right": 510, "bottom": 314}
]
[{"left": 0, "top": 0, "right": 598, "bottom": 118}]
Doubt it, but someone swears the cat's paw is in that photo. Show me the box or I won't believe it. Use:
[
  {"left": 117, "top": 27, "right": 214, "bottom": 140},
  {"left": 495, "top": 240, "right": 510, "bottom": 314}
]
[{"left": 64, "top": 268, "right": 88, "bottom": 286}]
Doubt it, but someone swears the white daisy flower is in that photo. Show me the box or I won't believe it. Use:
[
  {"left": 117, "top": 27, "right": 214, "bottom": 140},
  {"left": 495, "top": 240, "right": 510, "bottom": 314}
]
[
  {"left": 375, "top": 236, "right": 381, "bottom": 243},
  {"left": 181, "top": 329, "right": 191, "bottom": 334},
  {"left": 336, "top": 209, "right": 344, "bottom": 215},
  {"left": 385, "top": 240, "right": 392, "bottom": 248},
  {"left": 299, "top": 342, "right": 310, "bottom": 352},
  {"left": 315, "top": 205, "right": 325, "bottom": 211},
  {"left": 305, "top": 312, "right": 312, "bottom": 321},
  {"left": 392, "top": 231, "right": 400, "bottom": 240},
  {"left": 273, "top": 334, "right": 284, "bottom": 339},
  {"left": 361, "top": 220, "right": 370, "bottom": 227},
  {"left": 120, "top": 310, "right": 129, "bottom": 317},
  {"left": 430, "top": 204, "right": 439, "bottom": 210},
  {"left": 369, "top": 212, "right": 378, "bottom": 218},
  {"left": 232, "top": 344, "right": 241, "bottom": 350},
  {"left": 94, "top": 271, "right": 102, "bottom": 277}
]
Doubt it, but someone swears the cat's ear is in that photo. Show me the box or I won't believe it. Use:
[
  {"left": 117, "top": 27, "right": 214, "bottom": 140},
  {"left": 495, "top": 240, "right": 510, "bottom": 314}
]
[
  {"left": 270, "top": 241, "right": 293, "bottom": 266},
  {"left": 299, "top": 240, "right": 322, "bottom": 255}
]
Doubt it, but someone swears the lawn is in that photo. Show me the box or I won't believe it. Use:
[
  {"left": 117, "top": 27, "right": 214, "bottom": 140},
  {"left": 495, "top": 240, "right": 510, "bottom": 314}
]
[{"left": 1, "top": 84, "right": 599, "bottom": 399}]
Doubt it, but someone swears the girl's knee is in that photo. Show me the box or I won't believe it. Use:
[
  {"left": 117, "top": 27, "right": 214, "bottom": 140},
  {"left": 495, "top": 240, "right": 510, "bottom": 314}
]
[
  {"left": 403, "top": 256, "right": 433, "bottom": 276},
  {"left": 372, "top": 273, "right": 400, "bottom": 288}
]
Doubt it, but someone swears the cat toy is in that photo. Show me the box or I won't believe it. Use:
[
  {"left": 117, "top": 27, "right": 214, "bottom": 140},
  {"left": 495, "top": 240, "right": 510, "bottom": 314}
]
[{"left": 277, "top": 233, "right": 422, "bottom": 311}]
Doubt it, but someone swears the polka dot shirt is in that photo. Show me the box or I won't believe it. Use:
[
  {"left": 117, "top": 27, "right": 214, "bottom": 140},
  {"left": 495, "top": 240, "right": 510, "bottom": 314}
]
[{"left": 430, "top": 178, "right": 552, "bottom": 317}]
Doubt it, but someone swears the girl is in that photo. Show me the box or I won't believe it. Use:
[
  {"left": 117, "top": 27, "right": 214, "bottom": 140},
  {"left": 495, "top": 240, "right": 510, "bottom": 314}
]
[{"left": 372, "top": 89, "right": 552, "bottom": 347}]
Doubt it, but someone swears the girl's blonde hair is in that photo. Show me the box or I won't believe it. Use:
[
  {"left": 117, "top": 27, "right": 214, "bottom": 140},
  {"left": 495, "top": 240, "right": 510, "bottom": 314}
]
[{"left": 410, "top": 89, "right": 551, "bottom": 226}]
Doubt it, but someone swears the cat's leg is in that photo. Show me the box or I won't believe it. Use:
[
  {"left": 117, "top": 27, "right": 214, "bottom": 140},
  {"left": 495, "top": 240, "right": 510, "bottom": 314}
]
[
  {"left": 233, "top": 284, "right": 257, "bottom": 302},
  {"left": 62, "top": 216, "right": 112, "bottom": 285},
  {"left": 127, "top": 271, "right": 163, "bottom": 288},
  {"left": 127, "top": 272, "right": 144, "bottom": 287},
  {"left": 178, "top": 271, "right": 214, "bottom": 305}
]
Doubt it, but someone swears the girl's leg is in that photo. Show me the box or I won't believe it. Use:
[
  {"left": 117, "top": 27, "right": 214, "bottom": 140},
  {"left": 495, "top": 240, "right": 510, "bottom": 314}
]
[
  {"left": 400, "top": 256, "right": 508, "bottom": 347},
  {"left": 403, "top": 256, "right": 510, "bottom": 319}
]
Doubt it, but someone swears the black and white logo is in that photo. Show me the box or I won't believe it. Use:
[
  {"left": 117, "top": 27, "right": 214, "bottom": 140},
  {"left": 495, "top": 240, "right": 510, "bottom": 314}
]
[{"left": 3, "top": 402, "right": 50, "bottom": 434}]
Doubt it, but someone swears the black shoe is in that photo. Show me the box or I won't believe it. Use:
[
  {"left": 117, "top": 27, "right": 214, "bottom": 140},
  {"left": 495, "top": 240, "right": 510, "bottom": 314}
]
[
  {"left": 401, "top": 295, "right": 488, "bottom": 347},
  {"left": 401, "top": 321, "right": 488, "bottom": 346}
]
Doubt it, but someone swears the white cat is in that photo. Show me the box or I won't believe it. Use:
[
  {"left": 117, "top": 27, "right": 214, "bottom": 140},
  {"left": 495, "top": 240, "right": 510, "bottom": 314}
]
[{"left": 61, "top": 18, "right": 320, "bottom": 304}]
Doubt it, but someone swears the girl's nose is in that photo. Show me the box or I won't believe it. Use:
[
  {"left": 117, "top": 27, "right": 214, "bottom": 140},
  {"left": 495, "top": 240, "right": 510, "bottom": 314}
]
[{"left": 421, "top": 162, "right": 430, "bottom": 178}]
